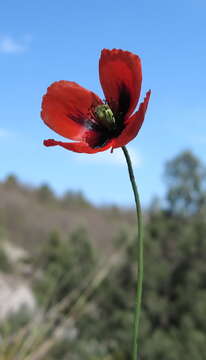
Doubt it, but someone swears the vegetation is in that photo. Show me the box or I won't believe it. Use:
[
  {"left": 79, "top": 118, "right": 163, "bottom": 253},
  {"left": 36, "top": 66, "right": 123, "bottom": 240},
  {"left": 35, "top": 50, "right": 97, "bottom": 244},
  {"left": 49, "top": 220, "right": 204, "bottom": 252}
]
[{"left": 0, "top": 150, "right": 206, "bottom": 359}]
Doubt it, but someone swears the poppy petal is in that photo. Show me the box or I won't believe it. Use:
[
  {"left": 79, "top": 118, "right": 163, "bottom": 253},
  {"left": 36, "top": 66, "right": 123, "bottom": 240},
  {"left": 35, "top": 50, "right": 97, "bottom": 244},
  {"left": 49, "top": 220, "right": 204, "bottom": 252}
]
[
  {"left": 99, "top": 49, "right": 142, "bottom": 119},
  {"left": 41, "top": 80, "right": 103, "bottom": 142},
  {"left": 112, "top": 90, "right": 151, "bottom": 149},
  {"left": 44, "top": 139, "right": 113, "bottom": 154}
]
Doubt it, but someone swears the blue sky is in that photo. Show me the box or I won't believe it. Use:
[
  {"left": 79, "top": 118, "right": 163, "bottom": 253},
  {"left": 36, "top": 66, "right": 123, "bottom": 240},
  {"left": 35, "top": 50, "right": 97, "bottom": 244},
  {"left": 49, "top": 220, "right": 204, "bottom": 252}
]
[{"left": 0, "top": 0, "right": 206, "bottom": 207}]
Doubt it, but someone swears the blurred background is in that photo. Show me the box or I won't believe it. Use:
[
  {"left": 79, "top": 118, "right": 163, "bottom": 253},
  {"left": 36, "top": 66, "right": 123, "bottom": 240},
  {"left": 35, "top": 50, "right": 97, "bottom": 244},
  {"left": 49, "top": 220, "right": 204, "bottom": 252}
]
[{"left": 0, "top": 1, "right": 206, "bottom": 359}]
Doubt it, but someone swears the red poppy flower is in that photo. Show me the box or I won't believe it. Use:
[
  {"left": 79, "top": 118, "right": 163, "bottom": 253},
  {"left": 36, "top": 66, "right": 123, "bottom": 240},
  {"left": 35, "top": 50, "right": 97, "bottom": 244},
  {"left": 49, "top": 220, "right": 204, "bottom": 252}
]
[{"left": 41, "top": 49, "right": 151, "bottom": 154}]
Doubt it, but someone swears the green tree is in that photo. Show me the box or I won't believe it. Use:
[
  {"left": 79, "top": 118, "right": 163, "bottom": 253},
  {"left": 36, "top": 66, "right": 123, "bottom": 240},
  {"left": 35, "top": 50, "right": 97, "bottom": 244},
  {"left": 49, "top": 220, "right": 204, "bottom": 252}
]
[
  {"left": 4, "top": 174, "right": 18, "bottom": 187},
  {"left": 164, "top": 150, "right": 206, "bottom": 215},
  {"left": 34, "top": 228, "right": 95, "bottom": 308},
  {"left": 61, "top": 190, "right": 91, "bottom": 209},
  {"left": 36, "top": 183, "right": 55, "bottom": 203}
]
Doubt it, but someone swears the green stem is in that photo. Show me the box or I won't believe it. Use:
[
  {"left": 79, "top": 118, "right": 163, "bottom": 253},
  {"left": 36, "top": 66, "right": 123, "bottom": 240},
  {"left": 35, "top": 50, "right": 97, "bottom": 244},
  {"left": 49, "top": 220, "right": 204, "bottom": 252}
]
[{"left": 122, "top": 146, "right": 144, "bottom": 360}]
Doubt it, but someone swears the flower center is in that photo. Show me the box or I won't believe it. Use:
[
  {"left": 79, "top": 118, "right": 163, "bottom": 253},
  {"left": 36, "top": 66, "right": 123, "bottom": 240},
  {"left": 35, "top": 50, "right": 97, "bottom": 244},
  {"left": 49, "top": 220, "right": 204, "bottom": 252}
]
[{"left": 94, "top": 104, "right": 115, "bottom": 130}]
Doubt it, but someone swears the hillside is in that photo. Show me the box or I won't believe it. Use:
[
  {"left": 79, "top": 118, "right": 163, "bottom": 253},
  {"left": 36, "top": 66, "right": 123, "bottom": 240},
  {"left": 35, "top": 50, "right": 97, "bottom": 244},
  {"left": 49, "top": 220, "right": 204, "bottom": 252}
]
[{"left": 0, "top": 175, "right": 136, "bottom": 255}]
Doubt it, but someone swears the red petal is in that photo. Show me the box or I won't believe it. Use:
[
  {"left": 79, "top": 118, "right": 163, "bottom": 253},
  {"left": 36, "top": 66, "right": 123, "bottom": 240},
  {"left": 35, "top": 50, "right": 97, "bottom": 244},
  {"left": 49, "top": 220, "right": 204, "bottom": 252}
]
[
  {"left": 44, "top": 139, "right": 113, "bottom": 154},
  {"left": 41, "top": 81, "right": 103, "bottom": 142},
  {"left": 99, "top": 49, "right": 142, "bottom": 118},
  {"left": 112, "top": 90, "right": 151, "bottom": 149}
]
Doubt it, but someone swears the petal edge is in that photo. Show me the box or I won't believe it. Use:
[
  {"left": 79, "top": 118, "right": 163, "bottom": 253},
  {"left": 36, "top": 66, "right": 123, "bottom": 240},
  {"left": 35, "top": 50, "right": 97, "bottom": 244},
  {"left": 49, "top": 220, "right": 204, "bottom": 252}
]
[
  {"left": 44, "top": 139, "right": 113, "bottom": 154},
  {"left": 112, "top": 90, "right": 151, "bottom": 149}
]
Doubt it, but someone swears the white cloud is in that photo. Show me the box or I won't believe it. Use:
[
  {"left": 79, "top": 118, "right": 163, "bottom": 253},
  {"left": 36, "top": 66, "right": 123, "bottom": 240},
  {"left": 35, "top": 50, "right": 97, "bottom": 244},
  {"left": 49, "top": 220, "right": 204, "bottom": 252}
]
[
  {"left": 76, "top": 145, "right": 142, "bottom": 168},
  {"left": 0, "top": 35, "right": 31, "bottom": 54}
]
